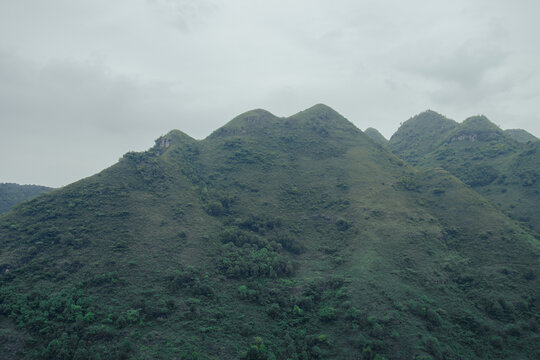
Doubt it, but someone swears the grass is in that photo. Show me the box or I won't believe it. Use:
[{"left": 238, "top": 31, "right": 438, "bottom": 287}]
[
  {"left": 389, "top": 111, "right": 540, "bottom": 235},
  {"left": 0, "top": 104, "right": 538, "bottom": 359},
  {"left": 0, "top": 183, "right": 54, "bottom": 214}
]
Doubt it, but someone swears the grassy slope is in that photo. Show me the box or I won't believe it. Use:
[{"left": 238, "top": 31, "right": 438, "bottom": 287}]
[
  {"left": 0, "top": 184, "right": 54, "bottom": 214},
  {"left": 389, "top": 113, "right": 540, "bottom": 235},
  {"left": 504, "top": 129, "right": 539, "bottom": 143},
  {"left": 388, "top": 110, "right": 458, "bottom": 166},
  {"left": 0, "top": 105, "right": 538, "bottom": 359}
]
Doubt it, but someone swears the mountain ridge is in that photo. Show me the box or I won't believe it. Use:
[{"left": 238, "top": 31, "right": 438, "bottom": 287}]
[
  {"left": 0, "top": 183, "right": 54, "bottom": 214},
  {"left": 505, "top": 129, "right": 539, "bottom": 143},
  {"left": 389, "top": 111, "right": 540, "bottom": 235},
  {"left": 0, "top": 105, "right": 538, "bottom": 359},
  {"left": 388, "top": 110, "right": 459, "bottom": 165}
]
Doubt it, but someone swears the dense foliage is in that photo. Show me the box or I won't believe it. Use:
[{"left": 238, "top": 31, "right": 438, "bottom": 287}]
[
  {"left": 0, "top": 105, "right": 538, "bottom": 359},
  {"left": 0, "top": 183, "right": 53, "bottom": 214},
  {"left": 389, "top": 111, "right": 540, "bottom": 235}
]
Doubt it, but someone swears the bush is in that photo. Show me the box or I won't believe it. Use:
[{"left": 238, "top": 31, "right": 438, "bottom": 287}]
[
  {"left": 422, "top": 335, "right": 442, "bottom": 359},
  {"left": 318, "top": 307, "right": 337, "bottom": 322},
  {"left": 203, "top": 200, "right": 225, "bottom": 216},
  {"left": 335, "top": 218, "right": 352, "bottom": 231},
  {"left": 489, "top": 335, "right": 503, "bottom": 349},
  {"left": 293, "top": 305, "right": 304, "bottom": 317},
  {"left": 218, "top": 243, "right": 294, "bottom": 279},
  {"left": 241, "top": 337, "right": 275, "bottom": 360},
  {"left": 425, "top": 308, "right": 442, "bottom": 327},
  {"left": 266, "top": 303, "right": 282, "bottom": 319},
  {"left": 397, "top": 176, "right": 419, "bottom": 191}
]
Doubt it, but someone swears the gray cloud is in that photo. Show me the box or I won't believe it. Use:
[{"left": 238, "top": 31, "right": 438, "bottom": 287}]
[
  {"left": 403, "top": 41, "right": 507, "bottom": 88},
  {"left": 1, "top": 0, "right": 539, "bottom": 186},
  {"left": 0, "top": 53, "right": 207, "bottom": 186},
  {"left": 146, "top": 0, "right": 218, "bottom": 32}
]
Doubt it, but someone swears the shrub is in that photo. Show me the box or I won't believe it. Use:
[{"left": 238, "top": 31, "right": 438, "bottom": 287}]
[
  {"left": 318, "top": 307, "right": 337, "bottom": 322},
  {"left": 125, "top": 309, "right": 141, "bottom": 324},
  {"left": 422, "top": 335, "right": 442, "bottom": 359},
  {"left": 266, "top": 303, "right": 282, "bottom": 319},
  {"left": 369, "top": 323, "right": 384, "bottom": 338},
  {"left": 293, "top": 305, "right": 304, "bottom": 317},
  {"left": 489, "top": 335, "right": 503, "bottom": 349},
  {"left": 425, "top": 308, "right": 442, "bottom": 327},
  {"left": 397, "top": 176, "right": 419, "bottom": 191},
  {"left": 203, "top": 201, "right": 225, "bottom": 216},
  {"left": 335, "top": 218, "right": 352, "bottom": 231},
  {"left": 241, "top": 337, "right": 275, "bottom": 360},
  {"left": 238, "top": 285, "right": 248, "bottom": 298}
]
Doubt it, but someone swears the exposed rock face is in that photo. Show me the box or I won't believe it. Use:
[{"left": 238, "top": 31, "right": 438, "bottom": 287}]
[
  {"left": 450, "top": 134, "right": 478, "bottom": 142},
  {"left": 153, "top": 137, "right": 172, "bottom": 155},
  {"left": 158, "top": 137, "right": 171, "bottom": 149}
]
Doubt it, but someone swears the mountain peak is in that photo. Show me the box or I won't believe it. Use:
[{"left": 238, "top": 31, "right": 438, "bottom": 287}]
[
  {"left": 151, "top": 130, "right": 196, "bottom": 154},
  {"left": 207, "top": 109, "right": 280, "bottom": 138},
  {"left": 364, "top": 127, "right": 388, "bottom": 145},
  {"left": 291, "top": 104, "right": 346, "bottom": 122},
  {"left": 287, "top": 104, "right": 359, "bottom": 133},
  {"left": 419, "top": 109, "right": 444, "bottom": 116},
  {"left": 505, "top": 129, "right": 539, "bottom": 143},
  {"left": 235, "top": 108, "right": 277, "bottom": 119},
  {"left": 208, "top": 104, "right": 359, "bottom": 140},
  {"left": 461, "top": 115, "right": 500, "bottom": 131},
  {"left": 407, "top": 110, "right": 455, "bottom": 125},
  {"left": 390, "top": 110, "right": 458, "bottom": 141},
  {"left": 388, "top": 110, "right": 458, "bottom": 164},
  {"left": 226, "top": 108, "right": 280, "bottom": 126},
  {"left": 303, "top": 103, "right": 338, "bottom": 113},
  {"left": 445, "top": 115, "right": 505, "bottom": 143},
  {"left": 1, "top": 105, "right": 539, "bottom": 360}
]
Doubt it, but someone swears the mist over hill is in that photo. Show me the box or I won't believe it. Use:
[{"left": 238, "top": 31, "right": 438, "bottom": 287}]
[{"left": 0, "top": 105, "right": 538, "bottom": 359}]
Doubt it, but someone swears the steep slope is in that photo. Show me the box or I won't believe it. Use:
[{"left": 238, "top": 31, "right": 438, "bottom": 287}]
[
  {"left": 0, "top": 183, "right": 53, "bottom": 214},
  {"left": 505, "top": 129, "right": 539, "bottom": 143},
  {"left": 364, "top": 128, "right": 388, "bottom": 146},
  {"left": 388, "top": 110, "right": 458, "bottom": 165},
  {"left": 390, "top": 113, "right": 540, "bottom": 235},
  {"left": 0, "top": 105, "right": 538, "bottom": 360}
]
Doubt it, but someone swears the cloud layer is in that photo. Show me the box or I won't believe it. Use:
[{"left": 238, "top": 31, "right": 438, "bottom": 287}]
[{"left": 1, "top": 0, "right": 539, "bottom": 186}]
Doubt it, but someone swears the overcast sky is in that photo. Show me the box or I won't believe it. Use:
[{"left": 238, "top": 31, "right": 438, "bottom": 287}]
[{"left": 1, "top": 0, "right": 539, "bottom": 187}]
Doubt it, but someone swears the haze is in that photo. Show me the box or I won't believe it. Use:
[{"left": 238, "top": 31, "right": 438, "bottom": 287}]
[{"left": 1, "top": 0, "right": 539, "bottom": 187}]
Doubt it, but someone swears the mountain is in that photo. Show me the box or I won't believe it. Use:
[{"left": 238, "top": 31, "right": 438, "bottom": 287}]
[
  {"left": 387, "top": 110, "right": 458, "bottom": 166},
  {"left": 505, "top": 129, "right": 539, "bottom": 143},
  {"left": 389, "top": 111, "right": 540, "bottom": 235},
  {"left": 0, "top": 105, "right": 538, "bottom": 359},
  {"left": 364, "top": 128, "right": 388, "bottom": 145},
  {"left": 0, "top": 183, "right": 54, "bottom": 214}
]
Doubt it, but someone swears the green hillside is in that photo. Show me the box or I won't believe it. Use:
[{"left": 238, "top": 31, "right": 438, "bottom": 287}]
[
  {"left": 389, "top": 112, "right": 540, "bottom": 235},
  {"left": 364, "top": 128, "right": 388, "bottom": 146},
  {"left": 388, "top": 110, "right": 458, "bottom": 165},
  {"left": 0, "top": 105, "right": 538, "bottom": 359},
  {"left": 0, "top": 183, "right": 54, "bottom": 214},
  {"left": 504, "top": 129, "right": 539, "bottom": 143}
]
